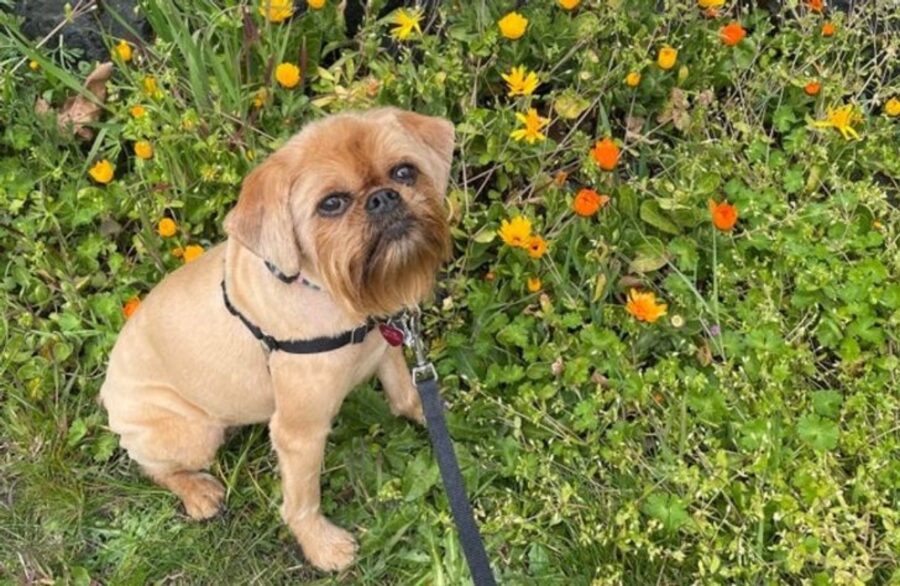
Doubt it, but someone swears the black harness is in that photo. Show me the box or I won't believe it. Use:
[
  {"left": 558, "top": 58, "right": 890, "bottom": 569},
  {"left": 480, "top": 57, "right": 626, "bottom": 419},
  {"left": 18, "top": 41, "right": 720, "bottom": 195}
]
[{"left": 221, "top": 280, "right": 374, "bottom": 354}]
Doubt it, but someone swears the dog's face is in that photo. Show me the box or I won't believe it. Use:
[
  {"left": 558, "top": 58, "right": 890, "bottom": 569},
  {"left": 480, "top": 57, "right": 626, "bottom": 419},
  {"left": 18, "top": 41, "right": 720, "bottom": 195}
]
[{"left": 224, "top": 108, "right": 453, "bottom": 317}]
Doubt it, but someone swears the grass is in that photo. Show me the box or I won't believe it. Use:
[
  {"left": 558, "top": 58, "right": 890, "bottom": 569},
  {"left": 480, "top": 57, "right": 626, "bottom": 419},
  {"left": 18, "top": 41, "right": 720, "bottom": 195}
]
[{"left": 2, "top": 0, "right": 900, "bottom": 584}]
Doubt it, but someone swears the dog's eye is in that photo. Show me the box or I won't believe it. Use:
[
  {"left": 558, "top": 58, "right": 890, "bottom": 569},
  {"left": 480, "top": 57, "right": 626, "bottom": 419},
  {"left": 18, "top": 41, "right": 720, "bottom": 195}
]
[
  {"left": 390, "top": 163, "right": 418, "bottom": 185},
  {"left": 317, "top": 193, "right": 351, "bottom": 217}
]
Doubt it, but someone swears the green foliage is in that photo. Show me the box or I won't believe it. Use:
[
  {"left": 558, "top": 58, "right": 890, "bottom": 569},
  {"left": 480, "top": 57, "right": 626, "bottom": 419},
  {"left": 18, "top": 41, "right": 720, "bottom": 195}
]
[{"left": 2, "top": 0, "right": 899, "bottom": 584}]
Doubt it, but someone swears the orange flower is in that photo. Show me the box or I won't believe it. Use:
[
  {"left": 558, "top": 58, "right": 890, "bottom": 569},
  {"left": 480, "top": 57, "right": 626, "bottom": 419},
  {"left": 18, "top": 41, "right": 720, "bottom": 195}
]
[
  {"left": 123, "top": 296, "right": 141, "bottom": 319},
  {"left": 157, "top": 218, "right": 177, "bottom": 237},
  {"left": 807, "top": 0, "right": 824, "bottom": 12},
  {"left": 709, "top": 199, "right": 738, "bottom": 231},
  {"left": 821, "top": 22, "right": 835, "bottom": 37},
  {"left": 657, "top": 46, "right": 678, "bottom": 70},
  {"left": 572, "top": 188, "right": 609, "bottom": 217},
  {"left": 719, "top": 22, "right": 746, "bottom": 46},
  {"left": 625, "top": 289, "right": 668, "bottom": 323},
  {"left": 498, "top": 12, "right": 528, "bottom": 40},
  {"left": 130, "top": 104, "right": 146, "bottom": 118},
  {"left": 275, "top": 63, "right": 301, "bottom": 88},
  {"left": 591, "top": 138, "right": 620, "bottom": 171},
  {"left": 527, "top": 277, "right": 542, "bottom": 292},
  {"left": 88, "top": 160, "right": 114, "bottom": 184},
  {"left": 527, "top": 236, "right": 548, "bottom": 259},
  {"left": 183, "top": 244, "right": 204, "bottom": 263},
  {"left": 804, "top": 81, "right": 821, "bottom": 96},
  {"left": 134, "top": 140, "right": 153, "bottom": 160}
]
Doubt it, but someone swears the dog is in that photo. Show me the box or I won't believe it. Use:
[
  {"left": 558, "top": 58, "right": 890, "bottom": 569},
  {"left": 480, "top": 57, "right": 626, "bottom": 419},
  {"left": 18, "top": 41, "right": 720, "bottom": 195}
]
[{"left": 99, "top": 107, "right": 453, "bottom": 571}]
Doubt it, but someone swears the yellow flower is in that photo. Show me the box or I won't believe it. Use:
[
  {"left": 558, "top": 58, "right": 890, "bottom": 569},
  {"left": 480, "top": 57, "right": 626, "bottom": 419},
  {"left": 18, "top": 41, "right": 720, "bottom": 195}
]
[
  {"left": 527, "top": 277, "right": 542, "bottom": 292},
  {"left": 527, "top": 236, "right": 548, "bottom": 259},
  {"left": 498, "top": 216, "right": 532, "bottom": 248},
  {"left": 885, "top": 98, "right": 900, "bottom": 117},
  {"left": 134, "top": 140, "right": 154, "bottom": 160},
  {"left": 698, "top": 0, "right": 725, "bottom": 7},
  {"left": 157, "top": 218, "right": 177, "bottom": 237},
  {"left": 252, "top": 87, "right": 268, "bottom": 108},
  {"left": 501, "top": 66, "right": 540, "bottom": 97},
  {"left": 130, "top": 104, "right": 146, "bottom": 118},
  {"left": 658, "top": 46, "right": 678, "bottom": 70},
  {"left": 510, "top": 108, "right": 549, "bottom": 144},
  {"left": 259, "top": 0, "right": 293, "bottom": 22},
  {"left": 29, "top": 60, "right": 40, "bottom": 70},
  {"left": 88, "top": 160, "right": 114, "bottom": 184},
  {"left": 558, "top": 0, "right": 581, "bottom": 9},
  {"left": 183, "top": 244, "right": 205, "bottom": 263},
  {"left": 142, "top": 76, "right": 162, "bottom": 98},
  {"left": 498, "top": 12, "right": 528, "bottom": 40},
  {"left": 625, "top": 71, "right": 641, "bottom": 87},
  {"left": 811, "top": 104, "right": 862, "bottom": 140},
  {"left": 113, "top": 40, "right": 132, "bottom": 62},
  {"left": 391, "top": 8, "right": 423, "bottom": 40},
  {"left": 307, "top": 0, "right": 326, "bottom": 8},
  {"left": 625, "top": 289, "right": 668, "bottom": 323},
  {"left": 275, "top": 63, "right": 301, "bottom": 88}
]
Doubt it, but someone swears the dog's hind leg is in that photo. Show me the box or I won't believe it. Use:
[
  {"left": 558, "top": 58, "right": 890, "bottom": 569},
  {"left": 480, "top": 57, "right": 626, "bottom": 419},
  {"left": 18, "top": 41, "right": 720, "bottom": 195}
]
[{"left": 105, "top": 386, "right": 227, "bottom": 520}]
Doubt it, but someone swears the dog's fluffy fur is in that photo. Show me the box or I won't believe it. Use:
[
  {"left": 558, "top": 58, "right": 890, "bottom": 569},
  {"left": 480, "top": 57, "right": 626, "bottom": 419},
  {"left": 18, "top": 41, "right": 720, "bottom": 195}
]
[{"left": 100, "top": 108, "right": 453, "bottom": 571}]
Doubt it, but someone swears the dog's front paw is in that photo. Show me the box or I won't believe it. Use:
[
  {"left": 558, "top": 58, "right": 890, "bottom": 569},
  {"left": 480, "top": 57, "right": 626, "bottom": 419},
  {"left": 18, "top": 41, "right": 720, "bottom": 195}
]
[
  {"left": 390, "top": 394, "right": 425, "bottom": 425},
  {"left": 294, "top": 515, "right": 358, "bottom": 572}
]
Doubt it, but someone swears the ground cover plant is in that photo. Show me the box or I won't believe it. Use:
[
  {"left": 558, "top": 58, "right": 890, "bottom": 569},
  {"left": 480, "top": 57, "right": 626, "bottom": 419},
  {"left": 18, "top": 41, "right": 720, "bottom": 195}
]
[{"left": 2, "top": 0, "right": 899, "bottom": 583}]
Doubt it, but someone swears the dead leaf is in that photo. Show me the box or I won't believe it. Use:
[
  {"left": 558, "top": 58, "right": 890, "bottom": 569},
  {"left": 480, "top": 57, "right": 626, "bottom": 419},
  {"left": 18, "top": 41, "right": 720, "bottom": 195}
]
[
  {"left": 56, "top": 61, "right": 114, "bottom": 140},
  {"left": 618, "top": 275, "right": 643, "bottom": 289},
  {"left": 696, "top": 341, "right": 713, "bottom": 367},
  {"left": 658, "top": 88, "right": 691, "bottom": 132},
  {"left": 34, "top": 97, "right": 51, "bottom": 115},
  {"left": 625, "top": 115, "right": 645, "bottom": 141}
]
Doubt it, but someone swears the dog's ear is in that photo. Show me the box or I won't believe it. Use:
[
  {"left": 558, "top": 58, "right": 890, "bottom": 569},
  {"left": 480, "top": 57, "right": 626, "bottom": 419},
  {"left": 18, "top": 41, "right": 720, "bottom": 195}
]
[
  {"left": 394, "top": 111, "right": 455, "bottom": 192},
  {"left": 224, "top": 156, "right": 301, "bottom": 275}
]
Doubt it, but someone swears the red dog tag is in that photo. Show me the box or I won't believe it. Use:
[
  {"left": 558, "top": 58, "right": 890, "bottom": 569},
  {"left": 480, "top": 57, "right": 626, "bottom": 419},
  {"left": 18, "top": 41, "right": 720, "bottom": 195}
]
[{"left": 378, "top": 324, "right": 405, "bottom": 347}]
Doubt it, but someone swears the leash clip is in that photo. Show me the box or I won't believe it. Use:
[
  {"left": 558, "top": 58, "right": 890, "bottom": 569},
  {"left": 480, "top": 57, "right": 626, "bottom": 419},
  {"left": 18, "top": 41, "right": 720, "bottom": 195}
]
[{"left": 395, "top": 307, "right": 438, "bottom": 382}]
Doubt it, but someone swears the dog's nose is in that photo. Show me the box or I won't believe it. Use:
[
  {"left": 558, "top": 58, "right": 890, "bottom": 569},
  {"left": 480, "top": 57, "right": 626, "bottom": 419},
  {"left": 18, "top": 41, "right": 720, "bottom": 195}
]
[{"left": 365, "top": 189, "right": 401, "bottom": 215}]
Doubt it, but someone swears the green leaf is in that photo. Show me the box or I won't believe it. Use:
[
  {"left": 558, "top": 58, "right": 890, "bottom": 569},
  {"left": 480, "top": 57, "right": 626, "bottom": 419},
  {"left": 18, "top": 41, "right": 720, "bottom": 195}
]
[
  {"left": 642, "top": 493, "right": 690, "bottom": 532},
  {"left": 640, "top": 200, "right": 680, "bottom": 235},
  {"left": 811, "top": 390, "right": 842, "bottom": 418},
  {"left": 66, "top": 418, "right": 88, "bottom": 449},
  {"left": 628, "top": 241, "right": 670, "bottom": 273},
  {"left": 473, "top": 225, "right": 497, "bottom": 244},
  {"left": 737, "top": 418, "right": 769, "bottom": 451},
  {"left": 402, "top": 451, "right": 439, "bottom": 501},
  {"left": 783, "top": 167, "right": 804, "bottom": 194},
  {"left": 797, "top": 414, "right": 839, "bottom": 451}
]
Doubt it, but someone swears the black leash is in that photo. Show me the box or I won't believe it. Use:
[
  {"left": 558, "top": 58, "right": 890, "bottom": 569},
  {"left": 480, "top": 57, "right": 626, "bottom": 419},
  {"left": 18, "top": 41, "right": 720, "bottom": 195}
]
[{"left": 399, "top": 312, "right": 497, "bottom": 586}]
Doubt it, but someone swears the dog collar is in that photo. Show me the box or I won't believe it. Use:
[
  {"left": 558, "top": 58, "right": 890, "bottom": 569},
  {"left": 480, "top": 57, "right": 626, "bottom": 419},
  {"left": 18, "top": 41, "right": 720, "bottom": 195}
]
[
  {"left": 221, "top": 280, "right": 374, "bottom": 354},
  {"left": 264, "top": 260, "right": 322, "bottom": 291}
]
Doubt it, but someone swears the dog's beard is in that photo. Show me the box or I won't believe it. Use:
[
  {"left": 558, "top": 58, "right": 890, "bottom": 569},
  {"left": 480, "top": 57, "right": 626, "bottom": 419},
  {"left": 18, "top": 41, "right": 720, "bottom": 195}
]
[{"left": 313, "top": 202, "right": 450, "bottom": 318}]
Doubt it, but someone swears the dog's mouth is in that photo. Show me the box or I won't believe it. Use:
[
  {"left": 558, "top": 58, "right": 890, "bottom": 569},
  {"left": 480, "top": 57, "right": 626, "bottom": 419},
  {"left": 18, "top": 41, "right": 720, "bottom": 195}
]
[{"left": 363, "top": 214, "right": 418, "bottom": 276}]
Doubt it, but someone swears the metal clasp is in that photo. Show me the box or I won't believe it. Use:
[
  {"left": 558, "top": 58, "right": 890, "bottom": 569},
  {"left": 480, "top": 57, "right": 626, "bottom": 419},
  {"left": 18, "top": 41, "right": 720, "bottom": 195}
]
[{"left": 393, "top": 306, "right": 438, "bottom": 383}]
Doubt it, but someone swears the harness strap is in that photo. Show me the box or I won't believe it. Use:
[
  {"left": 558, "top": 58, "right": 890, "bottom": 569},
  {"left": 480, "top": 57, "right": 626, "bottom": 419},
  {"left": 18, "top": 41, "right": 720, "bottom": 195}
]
[
  {"left": 415, "top": 374, "right": 497, "bottom": 586},
  {"left": 264, "top": 260, "right": 322, "bottom": 291},
  {"left": 221, "top": 280, "right": 372, "bottom": 354}
]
